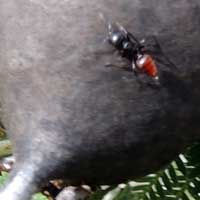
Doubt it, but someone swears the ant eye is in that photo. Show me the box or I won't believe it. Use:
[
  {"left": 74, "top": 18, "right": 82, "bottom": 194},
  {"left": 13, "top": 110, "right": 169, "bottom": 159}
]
[
  {"left": 111, "top": 34, "right": 121, "bottom": 45},
  {"left": 112, "top": 35, "right": 119, "bottom": 43}
]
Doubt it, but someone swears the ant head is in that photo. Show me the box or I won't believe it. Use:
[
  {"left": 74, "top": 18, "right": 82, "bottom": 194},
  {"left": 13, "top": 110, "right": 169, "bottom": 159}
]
[{"left": 109, "top": 31, "right": 124, "bottom": 46}]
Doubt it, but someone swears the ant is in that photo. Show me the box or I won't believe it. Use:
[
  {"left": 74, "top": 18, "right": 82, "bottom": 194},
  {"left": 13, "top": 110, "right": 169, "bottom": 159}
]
[{"left": 99, "top": 14, "right": 159, "bottom": 82}]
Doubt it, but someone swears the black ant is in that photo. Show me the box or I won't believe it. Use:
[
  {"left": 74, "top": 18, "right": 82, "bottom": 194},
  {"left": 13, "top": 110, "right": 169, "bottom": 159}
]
[{"left": 99, "top": 14, "right": 159, "bottom": 81}]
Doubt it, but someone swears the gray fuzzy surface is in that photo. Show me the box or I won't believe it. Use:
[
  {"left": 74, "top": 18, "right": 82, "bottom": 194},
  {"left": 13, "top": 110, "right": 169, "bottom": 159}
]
[{"left": 0, "top": 0, "right": 200, "bottom": 199}]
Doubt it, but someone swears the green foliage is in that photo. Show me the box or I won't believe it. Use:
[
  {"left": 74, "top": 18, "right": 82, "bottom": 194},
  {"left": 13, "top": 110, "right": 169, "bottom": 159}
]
[
  {"left": 0, "top": 140, "right": 12, "bottom": 157},
  {"left": 31, "top": 193, "right": 49, "bottom": 200},
  {"left": 0, "top": 126, "right": 12, "bottom": 157},
  {"left": 0, "top": 127, "right": 7, "bottom": 140},
  {"left": 0, "top": 171, "right": 8, "bottom": 186},
  {"left": 90, "top": 142, "right": 200, "bottom": 200}
]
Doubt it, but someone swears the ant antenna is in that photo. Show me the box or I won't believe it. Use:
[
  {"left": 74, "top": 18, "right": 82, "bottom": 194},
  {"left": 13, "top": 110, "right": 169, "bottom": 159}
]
[
  {"left": 116, "top": 22, "right": 128, "bottom": 35},
  {"left": 98, "top": 12, "right": 113, "bottom": 34}
]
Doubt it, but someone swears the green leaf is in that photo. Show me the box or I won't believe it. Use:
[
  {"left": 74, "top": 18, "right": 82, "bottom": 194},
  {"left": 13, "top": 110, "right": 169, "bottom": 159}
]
[
  {"left": 0, "top": 140, "right": 12, "bottom": 157},
  {"left": 88, "top": 188, "right": 112, "bottom": 200},
  {"left": 0, "top": 127, "right": 7, "bottom": 140},
  {"left": 0, "top": 171, "right": 9, "bottom": 186},
  {"left": 188, "top": 165, "right": 200, "bottom": 178},
  {"left": 181, "top": 192, "right": 190, "bottom": 200},
  {"left": 168, "top": 166, "right": 178, "bottom": 183},
  {"left": 188, "top": 179, "right": 200, "bottom": 200},
  {"left": 161, "top": 172, "right": 172, "bottom": 191},
  {"left": 149, "top": 188, "right": 158, "bottom": 200},
  {"left": 155, "top": 180, "right": 164, "bottom": 198},
  {"left": 31, "top": 193, "right": 48, "bottom": 200},
  {"left": 176, "top": 157, "right": 187, "bottom": 176},
  {"left": 113, "top": 186, "right": 133, "bottom": 200}
]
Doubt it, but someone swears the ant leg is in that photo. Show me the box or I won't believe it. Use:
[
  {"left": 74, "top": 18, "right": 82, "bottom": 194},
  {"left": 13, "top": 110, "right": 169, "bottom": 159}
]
[
  {"left": 113, "top": 49, "right": 122, "bottom": 57},
  {"left": 104, "top": 50, "right": 125, "bottom": 68},
  {"left": 132, "top": 62, "right": 139, "bottom": 76},
  {"left": 127, "top": 32, "right": 140, "bottom": 44},
  {"left": 132, "top": 61, "right": 136, "bottom": 70},
  {"left": 139, "top": 36, "right": 162, "bottom": 54},
  {"left": 150, "top": 36, "right": 179, "bottom": 70},
  {"left": 103, "top": 36, "right": 110, "bottom": 44},
  {"left": 140, "top": 40, "right": 157, "bottom": 53}
]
